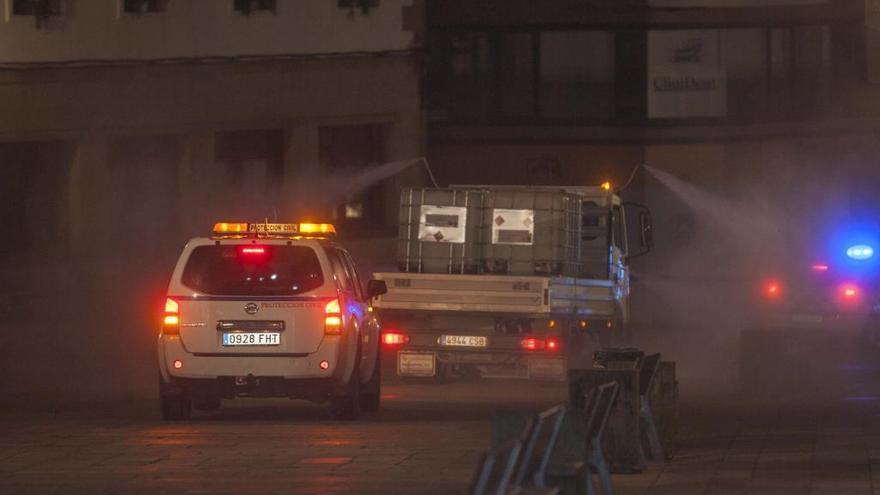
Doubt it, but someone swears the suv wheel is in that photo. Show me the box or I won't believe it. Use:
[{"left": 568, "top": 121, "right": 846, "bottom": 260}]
[
  {"left": 330, "top": 361, "right": 361, "bottom": 420},
  {"left": 161, "top": 394, "right": 192, "bottom": 421},
  {"left": 360, "top": 350, "right": 381, "bottom": 412}
]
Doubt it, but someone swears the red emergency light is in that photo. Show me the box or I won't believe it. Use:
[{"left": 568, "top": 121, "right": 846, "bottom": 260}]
[
  {"left": 762, "top": 279, "right": 782, "bottom": 300},
  {"left": 839, "top": 283, "right": 860, "bottom": 302}
]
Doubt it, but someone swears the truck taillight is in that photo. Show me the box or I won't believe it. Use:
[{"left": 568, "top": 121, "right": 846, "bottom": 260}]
[
  {"left": 382, "top": 331, "right": 409, "bottom": 347},
  {"left": 162, "top": 297, "right": 179, "bottom": 335},
  {"left": 520, "top": 337, "right": 560, "bottom": 352},
  {"left": 324, "top": 299, "right": 342, "bottom": 335}
]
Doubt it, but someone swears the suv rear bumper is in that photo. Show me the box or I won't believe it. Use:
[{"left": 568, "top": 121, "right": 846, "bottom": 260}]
[
  {"left": 160, "top": 375, "right": 336, "bottom": 401},
  {"left": 158, "top": 334, "right": 352, "bottom": 386}
]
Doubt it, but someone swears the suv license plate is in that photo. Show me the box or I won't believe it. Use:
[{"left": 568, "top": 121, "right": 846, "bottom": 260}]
[
  {"left": 440, "top": 335, "right": 487, "bottom": 347},
  {"left": 222, "top": 332, "right": 281, "bottom": 346}
]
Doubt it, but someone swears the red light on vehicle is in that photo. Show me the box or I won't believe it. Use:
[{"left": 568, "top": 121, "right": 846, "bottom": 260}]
[
  {"left": 812, "top": 264, "right": 829, "bottom": 272},
  {"left": 835, "top": 283, "right": 861, "bottom": 306},
  {"left": 165, "top": 298, "right": 179, "bottom": 313},
  {"left": 173, "top": 360, "right": 183, "bottom": 369},
  {"left": 546, "top": 338, "right": 560, "bottom": 352},
  {"left": 319, "top": 360, "right": 330, "bottom": 370},
  {"left": 841, "top": 285, "right": 859, "bottom": 299},
  {"left": 238, "top": 246, "right": 268, "bottom": 259},
  {"left": 324, "top": 299, "right": 342, "bottom": 335},
  {"left": 520, "top": 338, "right": 544, "bottom": 351},
  {"left": 162, "top": 297, "right": 180, "bottom": 335},
  {"left": 382, "top": 331, "right": 409, "bottom": 347},
  {"left": 762, "top": 280, "right": 782, "bottom": 300}
]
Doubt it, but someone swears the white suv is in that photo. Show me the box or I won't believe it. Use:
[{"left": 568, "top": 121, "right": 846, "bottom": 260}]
[{"left": 158, "top": 222, "right": 386, "bottom": 420}]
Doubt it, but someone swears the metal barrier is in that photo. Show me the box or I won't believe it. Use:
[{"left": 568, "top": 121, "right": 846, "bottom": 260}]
[
  {"left": 512, "top": 404, "right": 567, "bottom": 490},
  {"left": 569, "top": 349, "right": 677, "bottom": 473},
  {"left": 484, "top": 378, "right": 631, "bottom": 494},
  {"left": 546, "top": 381, "right": 620, "bottom": 495},
  {"left": 638, "top": 354, "right": 665, "bottom": 462},
  {"left": 469, "top": 438, "right": 524, "bottom": 495}
]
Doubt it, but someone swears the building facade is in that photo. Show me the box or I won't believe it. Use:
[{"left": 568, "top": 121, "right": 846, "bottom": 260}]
[
  {"left": 0, "top": 0, "right": 424, "bottom": 260},
  {"left": 425, "top": 0, "right": 880, "bottom": 330},
  {"left": 0, "top": 0, "right": 424, "bottom": 399}
]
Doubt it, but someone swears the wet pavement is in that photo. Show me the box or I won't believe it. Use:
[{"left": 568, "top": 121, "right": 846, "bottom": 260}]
[{"left": 3, "top": 357, "right": 880, "bottom": 495}]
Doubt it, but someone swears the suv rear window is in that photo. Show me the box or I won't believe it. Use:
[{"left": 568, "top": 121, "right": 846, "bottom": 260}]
[{"left": 181, "top": 245, "right": 324, "bottom": 296}]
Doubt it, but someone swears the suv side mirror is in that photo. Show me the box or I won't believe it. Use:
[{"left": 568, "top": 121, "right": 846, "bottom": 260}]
[{"left": 366, "top": 279, "right": 388, "bottom": 299}]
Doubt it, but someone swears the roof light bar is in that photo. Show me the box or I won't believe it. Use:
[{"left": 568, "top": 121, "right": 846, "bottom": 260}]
[
  {"left": 846, "top": 244, "right": 874, "bottom": 261},
  {"left": 211, "top": 222, "right": 336, "bottom": 238}
]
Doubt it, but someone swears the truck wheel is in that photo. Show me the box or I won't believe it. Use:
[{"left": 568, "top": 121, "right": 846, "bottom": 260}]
[
  {"left": 161, "top": 394, "right": 192, "bottom": 421},
  {"left": 360, "top": 350, "right": 381, "bottom": 412},
  {"left": 330, "top": 360, "right": 361, "bottom": 420}
]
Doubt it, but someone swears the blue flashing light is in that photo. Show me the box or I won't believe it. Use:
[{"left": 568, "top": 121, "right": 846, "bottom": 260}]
[{"left": 846, "top": 244, "right": 875, "bottom": 261}]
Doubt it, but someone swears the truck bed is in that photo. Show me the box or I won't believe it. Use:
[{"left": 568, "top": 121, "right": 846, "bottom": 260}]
[{"left": 372, "top": 272, "right": 615, "bottom": 317}]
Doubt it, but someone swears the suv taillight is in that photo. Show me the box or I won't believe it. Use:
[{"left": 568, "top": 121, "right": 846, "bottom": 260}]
[
  {"left": 162, "top": 297, "right": 180, "bottom": 335},
  {"left": 325, "top": 299, "right": 342, "bottom": 335}
]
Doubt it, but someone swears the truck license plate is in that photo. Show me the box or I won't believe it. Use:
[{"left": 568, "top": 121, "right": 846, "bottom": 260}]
[
  {"left": 440, "top": 335, "right": 487, "bottom": 347},
  {"left": 222, "top": 332, "right": 281, "bottom": 346}
]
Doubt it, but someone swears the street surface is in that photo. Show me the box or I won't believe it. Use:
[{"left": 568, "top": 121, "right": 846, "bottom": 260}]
[{"left": 3, "top": 356, "right": 880, "bottom": 495}]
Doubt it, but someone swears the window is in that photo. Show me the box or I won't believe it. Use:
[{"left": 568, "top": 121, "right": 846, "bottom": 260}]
[
  {"left": 430, "top": 30, "right": 614, "bottom": 123},
  {"left": 326, "top": 249, "right": 356, "bottom": 294},
  {"left": 123, "top": 0, "right": 165, "bottom": 14},
  {"left": 612, "top": 206, "right": 625, "bottom": 250},
  {"left": 539, "top": 31, "right": 615, "bottom": 121},
  {"left": 768, "top": 25, "right": 832, "bottom": 117},
  {"left": 721, "top": 29, "right": 767, "bottom": 120},
  {"left": 428, "top": 31, "right": 494, "bottom": 120},
  {"left": 214, "top": 129, "right": 283, "bottom": 218},
  {"left": 0, "top": 141, "right": 71, "bottom": 256},
  {"left": 341, "top": 250, "right": 366, "bottom": 301},
  {"left": 233, "top": 0, "right": 275, "bottom": 14},
  {"left": 318, "top": 124, "right": 385, "bottom": 234},
  {"left": 12, "top": 0, "right": 60, "bottom": 16},
  {"left": 181, "top": 245, "right": 324, "bottom": 296}
]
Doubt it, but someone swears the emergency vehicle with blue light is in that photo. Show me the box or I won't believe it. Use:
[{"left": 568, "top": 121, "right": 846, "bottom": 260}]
[
  {"left": 755, "top": 241, "right": 876, "bottom": 332},
  {"left": 158, "top": 222, "right": 387, "bottom": 420},
  {"left": 742, "top": 230, "right": 880, "bottom": 390}
]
